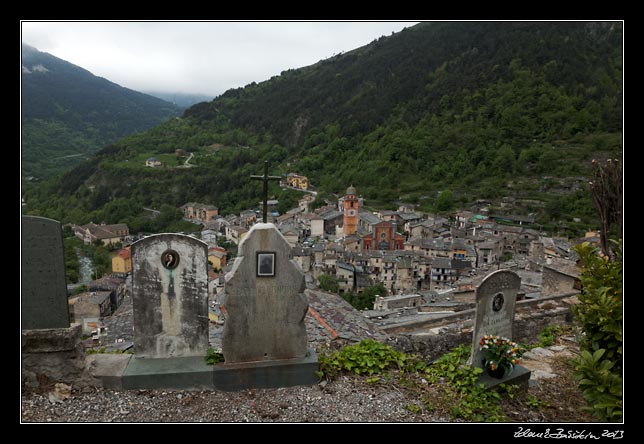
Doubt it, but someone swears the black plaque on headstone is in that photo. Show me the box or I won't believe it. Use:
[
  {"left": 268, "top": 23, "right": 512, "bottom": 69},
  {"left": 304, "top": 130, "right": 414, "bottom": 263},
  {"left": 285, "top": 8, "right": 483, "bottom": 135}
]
[{"left": 21, "top": 216, "right": 70, "bottom": 329}]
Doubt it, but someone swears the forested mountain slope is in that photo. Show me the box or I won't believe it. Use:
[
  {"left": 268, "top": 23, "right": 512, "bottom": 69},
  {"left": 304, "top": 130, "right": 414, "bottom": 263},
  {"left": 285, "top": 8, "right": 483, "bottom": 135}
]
[{"left": 24, "top": 22, "right": 622, "bottom": 236}]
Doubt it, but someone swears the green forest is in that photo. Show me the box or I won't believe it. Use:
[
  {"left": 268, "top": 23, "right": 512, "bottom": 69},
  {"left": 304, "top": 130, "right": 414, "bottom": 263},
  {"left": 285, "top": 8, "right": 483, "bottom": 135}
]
[
  {"left": 23, "top": 22, "right": 622, "bottom": 237},
  {"left": 21, "top": 44, "right": 181, "bottom": 180}
]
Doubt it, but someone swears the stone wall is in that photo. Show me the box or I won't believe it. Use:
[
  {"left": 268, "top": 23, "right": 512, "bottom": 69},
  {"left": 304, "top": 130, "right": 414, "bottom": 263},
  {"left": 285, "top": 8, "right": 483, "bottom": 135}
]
[{"left": 388, "top": 297, "right": 576, "bottom": 362}]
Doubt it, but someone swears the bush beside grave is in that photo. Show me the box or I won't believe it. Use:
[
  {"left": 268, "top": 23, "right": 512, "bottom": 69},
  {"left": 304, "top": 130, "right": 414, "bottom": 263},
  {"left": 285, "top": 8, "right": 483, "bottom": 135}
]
[{"left": 571, "top": 240, "right": 622, "bottom": 422}]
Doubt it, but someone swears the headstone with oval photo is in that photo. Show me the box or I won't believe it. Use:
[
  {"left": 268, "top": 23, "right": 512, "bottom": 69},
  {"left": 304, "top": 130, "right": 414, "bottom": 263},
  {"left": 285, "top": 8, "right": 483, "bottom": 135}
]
[{"left": 470, "top": 269, "right": 531, "bottom": 389}]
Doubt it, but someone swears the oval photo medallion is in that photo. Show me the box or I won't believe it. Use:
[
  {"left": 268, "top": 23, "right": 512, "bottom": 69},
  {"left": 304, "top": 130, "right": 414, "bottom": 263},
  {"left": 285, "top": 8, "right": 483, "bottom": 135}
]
[
  {"left": 492, "top": 293, "right": 504, "bottom": 312},
  {"left": 161, "top": 249, "right": 180, "bottom": 269}
]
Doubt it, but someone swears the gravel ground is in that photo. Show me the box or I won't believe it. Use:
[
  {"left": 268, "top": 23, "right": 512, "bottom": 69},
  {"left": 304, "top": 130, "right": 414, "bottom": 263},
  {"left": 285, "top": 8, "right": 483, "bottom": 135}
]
[{"left": 21, "top": 376, "right": 452, "bottom": 423}]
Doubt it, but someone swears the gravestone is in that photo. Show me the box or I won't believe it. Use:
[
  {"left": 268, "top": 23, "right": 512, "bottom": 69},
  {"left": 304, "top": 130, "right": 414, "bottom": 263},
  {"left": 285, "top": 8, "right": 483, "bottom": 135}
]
[
  {"left": 21, "top": 216, "right": 70, "bottom": 329},
  {"left": 222, "top": 223, "right": 309, "bottom": 362},
  {"left": 131, "top": 234, "right": 209, "bottom": 358},
  {"left": 470, "top": 269, "right": 521, "bottom": 368},
  {"left": 21, "top": 216, "right": 90, "bottom": 389}
]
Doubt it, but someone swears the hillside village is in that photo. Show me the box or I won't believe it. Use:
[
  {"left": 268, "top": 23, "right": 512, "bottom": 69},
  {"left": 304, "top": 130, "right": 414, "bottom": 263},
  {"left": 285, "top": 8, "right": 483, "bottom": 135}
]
[{"left": 62, "top": 178, "right": 592, "bottom": 347}]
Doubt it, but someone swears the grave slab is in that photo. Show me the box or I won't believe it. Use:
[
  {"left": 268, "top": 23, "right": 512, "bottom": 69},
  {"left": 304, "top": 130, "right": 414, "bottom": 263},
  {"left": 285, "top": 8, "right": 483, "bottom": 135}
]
[
  {"left": 212, "top": 349, "right": 319, "bottom": 391},
  {"left": 121, "top": 356, "right": 214, "bottom": 390},
  {"left": 477, "top": 364, "right": 531, "bottom": 392},
  {"left": 21, "top": 216, "right": 70, "bottom": 329}
]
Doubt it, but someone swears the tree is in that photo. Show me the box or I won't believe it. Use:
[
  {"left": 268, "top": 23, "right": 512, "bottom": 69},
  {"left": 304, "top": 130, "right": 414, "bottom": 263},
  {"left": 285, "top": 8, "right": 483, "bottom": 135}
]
[
  {"left": 436, "top": 189, "right": 454, "bottom": 212},
  {"left": 589, "top": 158, "right": 622, "bottom": 258},
  {"left": 342, "top": 283, "right": 387, "bottom": 310},
  {"left": 318, "top": 274, "right": 339, "bottom": 293}
]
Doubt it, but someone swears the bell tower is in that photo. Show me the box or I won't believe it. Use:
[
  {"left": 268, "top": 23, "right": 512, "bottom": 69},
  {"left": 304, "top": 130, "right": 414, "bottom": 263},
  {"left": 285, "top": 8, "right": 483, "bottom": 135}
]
[{"left": 343, "top": 185, "right": 358, "bottom": 236}]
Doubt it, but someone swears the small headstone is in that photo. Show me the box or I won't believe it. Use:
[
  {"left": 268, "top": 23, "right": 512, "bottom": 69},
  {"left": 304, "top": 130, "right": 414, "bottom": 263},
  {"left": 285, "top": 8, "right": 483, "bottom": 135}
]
[
  {"left": 21, "top": 216, "right": 70, "bottom": 329},
  {"left": 222, "top": 223, "right": 308, "bottom": 363},
  {"left": 470, "top": 269, "right": 521, "bottom": 369},
  {"left": 131, "top": 234, "right": 209, "bottom": 358}
]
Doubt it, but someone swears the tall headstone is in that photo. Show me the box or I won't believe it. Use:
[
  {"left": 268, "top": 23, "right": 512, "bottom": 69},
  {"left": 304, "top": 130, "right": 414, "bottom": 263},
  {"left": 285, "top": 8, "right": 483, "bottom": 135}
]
[
  {"left": 470, "top": 269, "right": 521, "bottom": 369},
  {"left": 21, "top": 216, "right": 70, "bottom": 329},
  {"left": 222, "top": 223, "right": 308, "bottom": 363},
  {"left": 131, "top": 234, "right": 209, "bottom": 358}
]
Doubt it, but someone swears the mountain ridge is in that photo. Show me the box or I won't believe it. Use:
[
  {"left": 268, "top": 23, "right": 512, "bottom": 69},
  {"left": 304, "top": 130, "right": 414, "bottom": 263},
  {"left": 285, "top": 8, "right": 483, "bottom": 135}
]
[
  {"left": 21, "top": 44, "right": 182, "bottom": 179},
  {"left": 23, "top": 22, "right": 622, "bottom": 236}
]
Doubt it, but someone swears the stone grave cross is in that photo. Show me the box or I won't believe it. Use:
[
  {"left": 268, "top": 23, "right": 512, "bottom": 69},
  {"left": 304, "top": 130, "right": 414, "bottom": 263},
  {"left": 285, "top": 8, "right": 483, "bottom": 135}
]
[{"left": 251, "top": 160, "right": 281, "bottom": 223}]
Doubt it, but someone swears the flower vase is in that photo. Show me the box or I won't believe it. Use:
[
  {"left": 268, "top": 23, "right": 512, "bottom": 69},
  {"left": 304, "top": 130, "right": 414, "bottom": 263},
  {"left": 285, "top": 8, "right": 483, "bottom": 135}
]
[{"left": 482, "top": 360, "right": 505, "bottom": 379}]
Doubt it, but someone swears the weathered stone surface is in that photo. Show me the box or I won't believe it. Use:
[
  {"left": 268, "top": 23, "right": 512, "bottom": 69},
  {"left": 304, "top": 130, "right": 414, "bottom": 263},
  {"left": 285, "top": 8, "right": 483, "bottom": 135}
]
[
  {"left": 131, "top": 234, "right": 209, "bottom": 358},
  {"left": 222, "top": 223, "right": 308, "bottom": 363},
  {"left": 122, "top": 356, "right": 213, "bottom": 390},
  {"left": 86, "top": 354, "right": 132, "bottom": 389},
  {"left": 21, "top": 324, "right": 90, "bottom": 387},
  {"left": 522, "top": 347, "right": 555, "bottom": 359},
  {"left": 22, "top": 323, "right": 82, "bottom": 352},
  {"left": 212, "top": 349, "right": 319, "bottom": 391},
  {"left": 470, "top": 270, "right": 521, "bottom": 369},
  {"left": 21, "top": 216, "right": 70, "bottom": 329},
  {"left": 530, "top": 369, "right": 557, "bottom": 380}
]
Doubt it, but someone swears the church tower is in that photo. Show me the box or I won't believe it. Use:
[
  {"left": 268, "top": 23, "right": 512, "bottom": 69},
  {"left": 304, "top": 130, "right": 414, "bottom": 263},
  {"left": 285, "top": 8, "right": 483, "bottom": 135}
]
[{"left": 343, "top": 185, "right": 358, "bottom": 236}]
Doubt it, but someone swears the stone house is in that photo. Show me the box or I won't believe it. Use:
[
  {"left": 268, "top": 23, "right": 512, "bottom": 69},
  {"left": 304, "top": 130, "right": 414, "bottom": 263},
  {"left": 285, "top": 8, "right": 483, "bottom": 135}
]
[
  {"left": 69, "top": 291, "right": 112, "bottom": 327},
  {"left": 207, "top": 247, "right": 227, "bottom": 271},
  {"left": 373, "top": 293, "right": 423, "bottom": 310},
  {"left": 430, "top": 257, "right": 455, "bottom": 289},
  {"left": 292, "top": 247, "right": 312, "bottom": 273},
  {"left": 377, "top": 210, "right": 398, "bottom": 222},
  {"left": 111, "top": 246, "right": 131, "bottom": 275},
  {"left": 358, "top": 211, "right": 382, "bottom": 234},
  {"left": 541, "top": 258, "right": 581, "bottom": 297},
  {"left": 336, "top": 262, "right": 355, "bottom": 293},
  {"left": 200, "top": 229, "right": 219, "bottom": 248},
  {"left": 239, "top": 210, "right": 257, "bottom": 228},
  {"left": 397, "top": 212, "right": 424, "bottom": 234},
  {"left": 278, "top": 223, "right": 300, "bottom": 248},
  {"left": 72, "top": 222, "right": 129, "bottom": 246},
  {"left": 285, "top": 173, "right": 309, "bottom": 190},
  {"left": 225, "top": 225, "right": 248, "bottom": 245},
  {"left": 181, "top": 202, "right": 219, "bottom": 223},
  {"left": 145, "top": 157, "right": 162, "bottom": 167},
  {"left": 394, "top": 256, "right": 416, "bottom": 293}
]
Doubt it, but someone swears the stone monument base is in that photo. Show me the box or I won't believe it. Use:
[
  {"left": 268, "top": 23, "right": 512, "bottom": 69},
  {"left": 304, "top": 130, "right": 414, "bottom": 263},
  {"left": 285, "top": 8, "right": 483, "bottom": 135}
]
[
  {"left": 477, "top": 364, "right": 531, "bottom": 392},
  {"left": 212, "top": 349, "right": 319, "bottom": 391},
  {"left": 121, "top": 356, "right": 214, "bottom": 390},
  {"left": 22, "top": 323, "right": 90, "bottom": 389}
]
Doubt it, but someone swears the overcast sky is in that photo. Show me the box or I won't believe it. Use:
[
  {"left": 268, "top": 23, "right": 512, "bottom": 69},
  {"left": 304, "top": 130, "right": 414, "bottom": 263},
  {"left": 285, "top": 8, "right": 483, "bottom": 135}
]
[{"left": 21, "top": 21, "right": 418, "bottom": 98}]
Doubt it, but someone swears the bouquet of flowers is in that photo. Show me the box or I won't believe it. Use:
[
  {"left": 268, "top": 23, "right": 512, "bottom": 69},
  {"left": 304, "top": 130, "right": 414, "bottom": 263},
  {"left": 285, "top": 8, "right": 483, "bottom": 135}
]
[{"left": 479, "top": 335, "right": 523, "bottom": 375}]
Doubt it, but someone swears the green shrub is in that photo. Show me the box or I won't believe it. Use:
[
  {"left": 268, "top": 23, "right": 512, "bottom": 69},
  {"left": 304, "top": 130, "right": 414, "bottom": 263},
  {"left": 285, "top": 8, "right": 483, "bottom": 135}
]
[
  {"left": 536, "top": 325, "right": 562, "bottom": 348},
  {"left": 572, "top": 239, "right": 622, "bottom": 421},
  {"left": 573, "top": 349, "right": 622, "bottom": 422},
  {"left": 205, "top": 348, "right": 224, "bottom": 365},
  {"left": 424, "top": 344, "right": 505, "bottom": 422},
  {"left": 317, "top": 339, "right": 424, "bottom": 379}
]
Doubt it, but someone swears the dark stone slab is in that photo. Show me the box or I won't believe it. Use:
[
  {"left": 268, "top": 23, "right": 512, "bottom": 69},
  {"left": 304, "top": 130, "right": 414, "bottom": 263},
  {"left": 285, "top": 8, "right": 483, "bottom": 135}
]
[
  {"left": 131, "top": 234, "right": 209, "bottom": 358},
  {"left": 212, "top": 349, "right": 318, "bottom": 391},
  {"left": 21, "top": 216, "right": 70, "bottom": 329},
  {"left": 121, "top": 356, "right": 214, "bottom": 390},
  {"left": 478, "top": 364, "right": 531, "bottom": 392}
]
